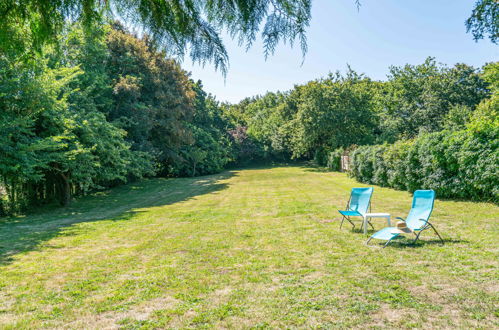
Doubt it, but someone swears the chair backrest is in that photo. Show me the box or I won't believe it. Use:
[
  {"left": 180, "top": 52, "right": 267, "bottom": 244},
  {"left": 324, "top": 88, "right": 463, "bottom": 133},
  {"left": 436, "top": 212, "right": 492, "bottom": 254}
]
[
  {"left": 348, "top": 187, "right": 373, "bottom": 216},
  {"left": 405, "top": 190, "right": 435, "bottom": 230}
]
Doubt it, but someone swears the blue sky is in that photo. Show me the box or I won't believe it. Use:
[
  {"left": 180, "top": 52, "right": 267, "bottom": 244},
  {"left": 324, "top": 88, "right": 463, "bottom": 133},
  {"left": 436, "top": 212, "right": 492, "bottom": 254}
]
[{"left": 183, "top": 0, "right": 498, "bottom": 103}]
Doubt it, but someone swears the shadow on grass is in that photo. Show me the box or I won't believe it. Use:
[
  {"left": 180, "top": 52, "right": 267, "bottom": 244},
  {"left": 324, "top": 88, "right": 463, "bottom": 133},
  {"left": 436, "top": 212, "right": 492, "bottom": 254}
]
[
  {"left": 344, "top": 227, "right": 467, "bottom": 248},
  {"left": 0, "top": 171, "right": 236, "bottom": 265},
  {"left": 368, "top": 237, "right": 468, "bottom": 249},
  {"left": 301, "top": 167, "right": 331, "bottom": 173},
  {"left": 386, "top": 238, "right": 468, "bottom": 248}
]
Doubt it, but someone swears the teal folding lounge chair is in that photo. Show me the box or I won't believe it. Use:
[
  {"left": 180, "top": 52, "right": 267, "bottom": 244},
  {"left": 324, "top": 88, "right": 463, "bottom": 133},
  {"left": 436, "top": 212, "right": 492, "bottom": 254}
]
[
  {"left": 367, "top": 190, "right": 443, "bottom": 247},
  {"left": 338, "top": 187, "right": 373, "bottom": 230}
]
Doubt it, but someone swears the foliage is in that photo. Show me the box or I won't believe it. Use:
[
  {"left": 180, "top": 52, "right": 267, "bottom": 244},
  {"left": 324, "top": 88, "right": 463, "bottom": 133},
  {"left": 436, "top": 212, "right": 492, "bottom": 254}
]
[
  {"left": 350, "top": 61, "right": 498, "bottom": 203},
  {"left": 288, "top": 71, "right": 379, "bottom": 158},
  {"left": 0, "top": 17, "right": 496, "bottom": 214},
  {"left": 0, "top": 22, "right": 233, "bottom": 213},
  {"left": 245, "top": 92, "right": 294, "bottom": 160},
  {"left": 0, "top": 51, "right": 152, "bottom": 213},
  {"left": 466, "top": 0, "right": 499, "bottom": 44},
  {"left": 349, "top": 126, "right": 498, "bottom": 202},
  {"left": 379, "top": 58, "right": 489, "bottom": 142},
  {"left": 172, "top": 81, "right": 233, "bottom": 176},
  {"left": 326, "top": 148, "right": 344, "bottom": 171},
  {"left": 1, "top": 1, "right": 494, "bottom": 76},
  {"left": 228, "top": 126, "right": 264, "bottom": 164},
  {"left": 103, "top": 23, "right": 196, "bottom": 175},
  {"left": 226, "top": 59, "right": 490, "bottom": 165},
  {"left": 0, "top": 0, "right": 316, "bottom": 74}
]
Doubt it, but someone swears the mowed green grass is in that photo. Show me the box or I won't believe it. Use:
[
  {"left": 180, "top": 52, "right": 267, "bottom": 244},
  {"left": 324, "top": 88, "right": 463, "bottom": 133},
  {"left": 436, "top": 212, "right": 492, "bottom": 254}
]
[{"left": 0, "top": 165, "right": 497, "bottom": 328}]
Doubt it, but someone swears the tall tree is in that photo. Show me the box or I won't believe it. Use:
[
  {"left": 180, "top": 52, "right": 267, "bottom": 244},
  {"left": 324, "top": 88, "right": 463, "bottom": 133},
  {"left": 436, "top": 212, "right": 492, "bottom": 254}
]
[
  {"left": 288, "top": 71, "right": 378, "bottom": 158},
  {"left": 104, "top": 23, "right": 196, "bottom": 174}
]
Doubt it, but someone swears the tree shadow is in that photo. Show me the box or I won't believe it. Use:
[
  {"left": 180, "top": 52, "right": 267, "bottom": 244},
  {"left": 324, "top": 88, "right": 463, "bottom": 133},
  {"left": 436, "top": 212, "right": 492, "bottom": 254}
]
[
  {"left": 300, "top": 165, "right": 331, "bottom": 173},
  {"left": 0, "top": 171, "right": 236, "bottom": 265},
  {"left": 227, "top": 160, "right": 305, "bottom": 171}
]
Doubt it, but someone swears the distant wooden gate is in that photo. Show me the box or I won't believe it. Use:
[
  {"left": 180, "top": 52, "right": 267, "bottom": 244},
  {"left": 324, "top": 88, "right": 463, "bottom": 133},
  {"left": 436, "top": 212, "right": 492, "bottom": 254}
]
[{"left": 341, "top": 154, "right": 350, "bottom": 172}]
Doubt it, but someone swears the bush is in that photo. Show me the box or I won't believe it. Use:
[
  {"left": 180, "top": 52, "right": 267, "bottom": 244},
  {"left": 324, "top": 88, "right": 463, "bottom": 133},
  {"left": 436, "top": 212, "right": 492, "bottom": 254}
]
[
  {"left": 326, "top": 148, "right": 343, "bottom": 171},
  {"left": 384, "top": 139, "right": 411, "bottom": 190},
  {"left": 314, "top": 147, "right": 330, "bottom": 167},
  {"left": 349, "top": 126, "right": 498, "bottom": 202}
]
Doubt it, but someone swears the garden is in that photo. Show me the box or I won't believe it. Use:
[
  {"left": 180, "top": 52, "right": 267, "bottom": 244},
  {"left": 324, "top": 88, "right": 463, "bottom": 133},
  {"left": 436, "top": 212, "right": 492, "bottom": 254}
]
[{"left": 0, "top": 0, "right": 497, "bottom": 328}]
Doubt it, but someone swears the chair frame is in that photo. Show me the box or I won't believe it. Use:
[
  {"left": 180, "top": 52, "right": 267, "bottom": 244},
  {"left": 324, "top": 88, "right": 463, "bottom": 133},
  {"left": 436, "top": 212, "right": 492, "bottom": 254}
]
[
  {"left": 339, "top": 194, "right": 373, "bottom": 230},
  {"left": 366, "top": 216, "right": 444, "bottom": 248}
]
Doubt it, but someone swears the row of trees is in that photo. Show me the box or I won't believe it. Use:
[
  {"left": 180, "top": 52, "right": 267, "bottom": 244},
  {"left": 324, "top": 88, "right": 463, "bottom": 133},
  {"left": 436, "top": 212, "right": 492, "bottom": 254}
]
[
  {"left": 2, "top": 28, "right": 495, "bottom": 215},
  {"left": 0, "top": 22, "right": 238, "bottom": 214},
  {"left": 226, "top": 58, "right": 492, "bottom": 163},
  {"left": 1, "top": 2, "right": 496, "bottom": 214}
]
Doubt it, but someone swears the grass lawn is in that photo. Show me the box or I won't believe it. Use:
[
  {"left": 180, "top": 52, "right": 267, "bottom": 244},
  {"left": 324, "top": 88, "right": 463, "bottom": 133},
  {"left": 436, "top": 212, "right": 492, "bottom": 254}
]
[{"left": 0, "top": 165, "right": 497, "bottom": 328}]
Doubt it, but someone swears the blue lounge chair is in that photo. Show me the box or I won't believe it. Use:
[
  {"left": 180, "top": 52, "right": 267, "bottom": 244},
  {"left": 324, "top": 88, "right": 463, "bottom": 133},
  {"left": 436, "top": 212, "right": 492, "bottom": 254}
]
[
  {"left": 338, "top": 187, "right": 373, "bottom": 230},
  {"left": 367, "top": 190, "right": 443, "bottom": 247}
]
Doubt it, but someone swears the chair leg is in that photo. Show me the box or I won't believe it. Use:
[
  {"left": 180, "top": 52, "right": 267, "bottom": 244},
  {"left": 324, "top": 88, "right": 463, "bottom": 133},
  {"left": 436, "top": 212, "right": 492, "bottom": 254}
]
[
  {"left": 368, "top": 221, "right": 375, "bottom": 231},
  {"left": 347, "top": 216, "right": 355, "bottom": 229},
  {"left": 368, "top": 233, "right": 400, "bottom": 248},
  {"left": 412, "top": 223, "right": 444, "bottom": 245},
  {"left": 383, "top": 237, "right": 394, "bottom": 248},
  {"left": 429, "top": 223, "right": 444, "bottom": 244},
  {"left": 383, "top": 234, "right": 400, "bottom": 248},
  {"left": 340, "top": 215, "right": 355, "bottom": 229},
  {"left": 412, "top": 230, "right": 423, "bottom": 244}
]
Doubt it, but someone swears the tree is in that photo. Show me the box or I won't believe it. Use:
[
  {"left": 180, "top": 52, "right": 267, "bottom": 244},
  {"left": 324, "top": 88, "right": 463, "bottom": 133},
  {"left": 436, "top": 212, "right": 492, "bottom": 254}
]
[
  {"left": 104, "top": 23, "right": 196, "bottom": 174},
  {"left": 380, "top": 58, "right": 489, "bottom": 141},
  {"left": 245, "top": 92, "right": 292, "bottom": 159},
  {"left": 172, "top": 81, "right": 233, "bottom": 176},
  {"left": 0, "top": 24, "right": 153, "bottom": 212},
  {"left": 466, "top": 0, "right": 499, "bottom": 44},
  {"left": 288, "top": 71, "right": 378, "bottom": 159}
]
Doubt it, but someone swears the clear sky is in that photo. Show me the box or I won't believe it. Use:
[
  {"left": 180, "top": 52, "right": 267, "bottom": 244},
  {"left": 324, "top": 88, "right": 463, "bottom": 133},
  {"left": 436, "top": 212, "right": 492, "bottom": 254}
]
[{"left": 183, "top": 0, "right": 498, "bottom": 104}]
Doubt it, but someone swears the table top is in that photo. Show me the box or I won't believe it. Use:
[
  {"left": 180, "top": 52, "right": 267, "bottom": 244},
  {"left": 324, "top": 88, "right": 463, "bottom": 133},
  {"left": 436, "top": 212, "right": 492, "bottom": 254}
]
[{"left": 365, "top": 213, "right": 390, "bottom": 217}]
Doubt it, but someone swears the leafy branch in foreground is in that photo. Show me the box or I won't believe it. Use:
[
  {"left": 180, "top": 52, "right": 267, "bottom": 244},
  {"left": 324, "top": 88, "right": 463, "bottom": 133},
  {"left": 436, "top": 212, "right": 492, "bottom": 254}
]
[
  {"left": 1, "top": 0, "right": 315, "bottom": 75},
  {"left": 466, "top": 0, "right": 499, "bottom": 44}
]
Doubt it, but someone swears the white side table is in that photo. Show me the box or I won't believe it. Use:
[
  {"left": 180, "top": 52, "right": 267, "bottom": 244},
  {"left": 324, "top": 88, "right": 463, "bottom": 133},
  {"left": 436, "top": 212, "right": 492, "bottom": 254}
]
[{"left": 363, "top": 213, "right": 391, "bottom": 235}]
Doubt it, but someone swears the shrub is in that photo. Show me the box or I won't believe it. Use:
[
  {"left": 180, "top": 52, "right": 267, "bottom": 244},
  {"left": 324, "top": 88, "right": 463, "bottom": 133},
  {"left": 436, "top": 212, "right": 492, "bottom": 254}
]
[
  {"left": 326, "top": 148, "right": 343, "bottom": 171},
  {"left": 371, "top": 145, "right": 388, "bottom": 186},
  {"left": 349, "top": 125, "right": 498, "bottom": 202},
  {"left": 313, "top": 147, "right": 330, "bottom": 167}
]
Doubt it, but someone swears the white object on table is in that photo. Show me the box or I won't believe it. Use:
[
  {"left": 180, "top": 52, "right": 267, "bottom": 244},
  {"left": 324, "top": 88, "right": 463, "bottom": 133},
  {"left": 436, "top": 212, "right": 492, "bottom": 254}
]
[{"left": 363, "top": 213, "right": 391, "bottom": 235}]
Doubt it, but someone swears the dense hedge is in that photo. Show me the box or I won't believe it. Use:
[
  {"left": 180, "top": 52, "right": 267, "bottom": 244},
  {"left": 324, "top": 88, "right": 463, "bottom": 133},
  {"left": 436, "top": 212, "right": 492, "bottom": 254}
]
[
  {"left": 349, "top": 127, "right": 498, "bottom": 202},
  {"left": 326, "top": 148, "right": 344, "bottom": 171}
]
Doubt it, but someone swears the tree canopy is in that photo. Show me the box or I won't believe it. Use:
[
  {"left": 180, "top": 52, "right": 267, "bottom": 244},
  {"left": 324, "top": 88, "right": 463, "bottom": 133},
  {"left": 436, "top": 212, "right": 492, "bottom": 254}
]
[{"left": 226, "top": 58, "right": 493, "bottom": 162}]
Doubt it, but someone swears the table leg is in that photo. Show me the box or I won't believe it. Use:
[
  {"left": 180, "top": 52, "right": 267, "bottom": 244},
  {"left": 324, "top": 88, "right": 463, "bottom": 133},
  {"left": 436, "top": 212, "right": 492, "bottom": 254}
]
[
  {"left": 387, "top": 216, "right": 391, "bottom": 226},
  {"left": 363, "top": 216, "right": 368, "bottom": 235}
]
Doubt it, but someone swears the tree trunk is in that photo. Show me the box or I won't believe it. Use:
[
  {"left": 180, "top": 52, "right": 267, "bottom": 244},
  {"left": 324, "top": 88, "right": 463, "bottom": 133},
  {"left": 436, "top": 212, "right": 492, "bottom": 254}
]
[
  {"left": 59, "top": 173, "right": 71, "bottom": 206},
  {"left": 192, "top": 162, "right": 197, "bottom": 177}
]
